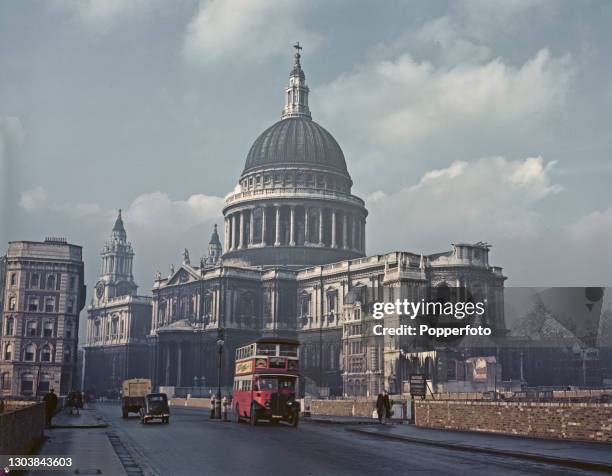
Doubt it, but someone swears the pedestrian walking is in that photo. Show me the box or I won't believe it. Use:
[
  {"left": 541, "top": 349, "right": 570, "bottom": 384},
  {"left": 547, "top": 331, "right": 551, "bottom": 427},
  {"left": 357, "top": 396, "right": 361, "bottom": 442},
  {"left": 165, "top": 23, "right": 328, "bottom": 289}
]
[
  {"left": 376, "top": 389, "right": 391, "bottom": 424},
  {"left": 43, "top": 388, "right": 58, "bottom": 428}
]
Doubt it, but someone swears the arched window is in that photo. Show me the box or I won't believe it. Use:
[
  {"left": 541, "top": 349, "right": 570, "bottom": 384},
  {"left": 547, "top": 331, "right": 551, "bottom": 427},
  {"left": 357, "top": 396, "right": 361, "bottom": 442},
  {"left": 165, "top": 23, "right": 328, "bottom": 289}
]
[
  {"left": 9, "top": 273, "right": 16, "bottom": 286},
  {"left": 94, "top": 320, "right": 100, "bottom": 340},
  {"left": 8, "top": 296, "right": 16, "bottom": 311},
  {"left": 0, "top": 372, "right": 10, "bottom": 390},
  {"left": 24, "top": 343, "right": 36, "bottom": 362},
  {"left": 5, "top": 316, "right": 14, "bottom": 336},
  {"left": 21, "top": 373, "right": 34, "bottom": 396},
  {"left": 41, "top": 345, "right": 52, "bottom": 362},
  {"left": 46, "top": 274, "right": 55, "bottom": 290},
  {"left": 4, "top": 343, "right": 12, "bottom": 361},
  {"left": 64, "top": 346, "right": 72, "bottom": 363},
  {"left": 110, "top": 317, "right": 118, "bottom": 338}
]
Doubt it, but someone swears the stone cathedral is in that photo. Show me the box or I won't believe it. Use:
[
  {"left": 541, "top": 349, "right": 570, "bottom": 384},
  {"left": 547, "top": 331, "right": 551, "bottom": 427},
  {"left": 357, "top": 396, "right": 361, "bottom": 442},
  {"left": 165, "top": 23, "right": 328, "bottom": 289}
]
[{"left": 85, "top": 46, "right": 507, "bottom": 397}]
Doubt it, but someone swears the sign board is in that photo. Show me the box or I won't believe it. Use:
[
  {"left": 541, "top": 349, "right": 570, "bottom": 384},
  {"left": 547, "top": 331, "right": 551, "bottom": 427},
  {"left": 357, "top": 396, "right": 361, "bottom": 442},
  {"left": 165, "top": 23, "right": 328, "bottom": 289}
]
[
  {"left": 235, "top": 360, "right": 253, "bottom": 375},
  {"left": 409, "top": 374, "right": 426, "bottom": 398}
]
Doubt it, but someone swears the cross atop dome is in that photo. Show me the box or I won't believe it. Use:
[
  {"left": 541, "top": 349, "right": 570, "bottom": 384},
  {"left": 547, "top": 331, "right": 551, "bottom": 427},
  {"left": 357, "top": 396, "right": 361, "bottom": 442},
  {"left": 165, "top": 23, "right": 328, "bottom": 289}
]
[{"left": 282, "top": 43, "right": 311, "bottom": 120}]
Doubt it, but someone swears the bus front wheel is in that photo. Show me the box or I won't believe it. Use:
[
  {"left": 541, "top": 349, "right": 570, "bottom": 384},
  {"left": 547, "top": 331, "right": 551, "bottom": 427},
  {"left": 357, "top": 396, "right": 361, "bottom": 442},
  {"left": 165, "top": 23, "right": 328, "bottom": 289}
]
[{"left": 250, "top": 403, "right": 258, "bottom": 426}]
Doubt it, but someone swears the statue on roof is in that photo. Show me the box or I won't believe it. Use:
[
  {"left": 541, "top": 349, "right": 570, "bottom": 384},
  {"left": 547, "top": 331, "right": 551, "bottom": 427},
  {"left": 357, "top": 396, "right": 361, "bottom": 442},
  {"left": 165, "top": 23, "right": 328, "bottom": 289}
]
[{"left": 183, "top": 248, "right": 190, "bottom": 265}]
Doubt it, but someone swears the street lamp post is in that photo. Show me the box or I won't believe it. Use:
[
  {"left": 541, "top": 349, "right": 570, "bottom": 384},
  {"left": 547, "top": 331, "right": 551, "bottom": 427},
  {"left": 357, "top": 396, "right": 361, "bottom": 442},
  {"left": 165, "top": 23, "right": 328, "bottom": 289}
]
[{"left": 215, "top": 327, "right": 225, "bottom": 419}]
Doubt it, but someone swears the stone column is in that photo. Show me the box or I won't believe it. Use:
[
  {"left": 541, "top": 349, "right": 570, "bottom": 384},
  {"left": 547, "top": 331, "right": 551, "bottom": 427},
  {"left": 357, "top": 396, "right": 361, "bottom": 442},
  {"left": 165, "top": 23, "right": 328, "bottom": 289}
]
[
  {"left": 223, "top": 217, "right": 229, "bottom": 251},
  {"left": 177, "top": 343, "right": 182, "bottom": 387},
  {"left": 238, "top": 211, "right": 245, "bottom": 249},
  {"left": 230, "top": 214, "right": 236, "bottom": 251},
  {"left": 165, "top": 344, "right": 170, "bottom": 386},
  {"left": 331, "top": 209, "right": 337, "bottom": 248},
  {"left": 351, "top": 215, "right": 357, "bottom": 251},
  {"left": 274, "top": 205, "right": 281, "bottom": 246},
  {"left": 361, "top": 220, "right": 366, "bottom": 253},
  {"left": 343, "top": 213, "right": 348, "bottom": 249},
  {"left": 289, "top": 206, "right": 296, "bottom": 246},
  {"left": 304, "top": 207, "right": 309, "bottom": 245},
  {"left": 249, "top": 208, "right": 254, "bottom": 246},
  {"left": 318, "top": 207, "right": 324, "bottom": 246},
  {"left": 261, "top": 206, "right": 267, "bottom": 245}
]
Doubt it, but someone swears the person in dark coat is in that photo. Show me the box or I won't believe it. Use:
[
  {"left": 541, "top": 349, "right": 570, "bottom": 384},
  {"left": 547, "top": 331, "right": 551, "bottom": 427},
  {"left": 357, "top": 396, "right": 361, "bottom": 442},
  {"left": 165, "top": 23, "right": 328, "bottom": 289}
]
[
  {"left": 43, "top": 388, "right": 58, "bottom": 427},
  {"left": 376, "top": 389, "right": 391, "bottom": 424}
]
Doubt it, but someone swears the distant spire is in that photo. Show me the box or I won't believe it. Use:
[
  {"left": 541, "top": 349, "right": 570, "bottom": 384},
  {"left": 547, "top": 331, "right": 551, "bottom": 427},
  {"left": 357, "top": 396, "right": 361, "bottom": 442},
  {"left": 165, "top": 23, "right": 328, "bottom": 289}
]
[
  {"left": 111, "top": 209, "right": 127, "bottom": 241},
  {"left": 281, "top": 43, "right": 311, "bottom": 120},
  {"left": 209, "top": 224, "right": 221, "bottom": 246}
]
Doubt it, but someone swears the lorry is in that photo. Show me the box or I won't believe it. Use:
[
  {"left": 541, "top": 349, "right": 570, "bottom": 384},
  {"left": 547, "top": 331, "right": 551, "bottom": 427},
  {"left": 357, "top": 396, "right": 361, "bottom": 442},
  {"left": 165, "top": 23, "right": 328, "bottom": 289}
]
[{"left": 121, "top": 378, "right": 151, "bottom": 418}]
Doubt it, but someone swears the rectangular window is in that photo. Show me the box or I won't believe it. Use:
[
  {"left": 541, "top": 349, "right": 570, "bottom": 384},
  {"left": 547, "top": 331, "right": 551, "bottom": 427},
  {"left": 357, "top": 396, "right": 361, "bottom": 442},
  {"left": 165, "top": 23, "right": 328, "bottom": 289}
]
[
  {"left": 70, "top": 276, "right": 76, "bottom": 290},
  {"left": 67, "top": 298, "right": 74, "bottom": 314},
  {"left": 27, "top": 321, "right": 38, "bottom": 337},
  {"left": 43, "top": 323, "right": 53, "bottom": 338},
  {"left": 45, "top": 297, "right": 55, "bottom": 313},
  {"left": 10, "top": 273, "right": 16, "bottom": 286},
  {"left": 28, "top": 297, "right": 39, "bottom": 312}
]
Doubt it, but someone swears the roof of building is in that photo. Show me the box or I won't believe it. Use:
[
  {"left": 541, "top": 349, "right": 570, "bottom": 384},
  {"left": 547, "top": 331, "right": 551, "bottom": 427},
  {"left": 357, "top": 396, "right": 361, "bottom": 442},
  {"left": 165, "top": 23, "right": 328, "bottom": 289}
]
[{"left": 242, "top": 117, "right": 349, "bottom": 176}]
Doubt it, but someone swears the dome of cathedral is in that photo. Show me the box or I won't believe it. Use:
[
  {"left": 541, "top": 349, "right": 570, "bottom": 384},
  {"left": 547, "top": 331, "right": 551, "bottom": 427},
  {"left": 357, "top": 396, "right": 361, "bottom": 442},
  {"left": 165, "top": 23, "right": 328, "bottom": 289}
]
[{"left": 242, "top": 117, "right": 349, "bottom": 177}]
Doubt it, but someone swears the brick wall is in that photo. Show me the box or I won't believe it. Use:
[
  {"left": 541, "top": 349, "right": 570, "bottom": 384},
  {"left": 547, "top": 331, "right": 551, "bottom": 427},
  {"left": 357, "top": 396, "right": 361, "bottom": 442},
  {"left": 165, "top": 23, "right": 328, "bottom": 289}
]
[
  {"left": 0, "top": 402, "right": 45, "bottom": 454},
  {"left": 415, "top": 400, "right": 612, "bottom": 443}
]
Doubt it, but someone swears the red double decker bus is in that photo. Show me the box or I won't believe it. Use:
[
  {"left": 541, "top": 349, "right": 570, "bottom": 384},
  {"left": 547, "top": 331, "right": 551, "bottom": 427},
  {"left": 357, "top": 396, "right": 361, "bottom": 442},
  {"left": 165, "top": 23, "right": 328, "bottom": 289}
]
[{"left": 232, "top": 337, "right": 300, "bottom": 427}]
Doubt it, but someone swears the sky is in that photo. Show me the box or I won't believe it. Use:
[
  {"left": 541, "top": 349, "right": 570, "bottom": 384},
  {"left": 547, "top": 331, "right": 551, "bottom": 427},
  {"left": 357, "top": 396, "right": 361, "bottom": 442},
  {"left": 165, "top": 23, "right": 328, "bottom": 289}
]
[{"left": 2, "top": 0, "right": 612, "bottom": 322}]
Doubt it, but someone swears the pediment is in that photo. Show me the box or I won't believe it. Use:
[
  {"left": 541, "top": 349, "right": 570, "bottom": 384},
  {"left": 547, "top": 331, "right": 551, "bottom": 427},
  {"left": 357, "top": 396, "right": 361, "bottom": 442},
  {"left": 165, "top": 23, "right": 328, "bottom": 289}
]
[{"left": 166, "top": 265, "right": 200, "bottom": 286}]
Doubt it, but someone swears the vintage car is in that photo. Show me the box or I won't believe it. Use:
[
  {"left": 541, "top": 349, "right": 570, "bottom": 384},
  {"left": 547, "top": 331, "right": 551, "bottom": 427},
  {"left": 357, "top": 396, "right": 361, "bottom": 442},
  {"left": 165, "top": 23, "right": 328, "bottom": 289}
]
[{"left": 139, "top": 393, "right": 170, "bottom": 424}]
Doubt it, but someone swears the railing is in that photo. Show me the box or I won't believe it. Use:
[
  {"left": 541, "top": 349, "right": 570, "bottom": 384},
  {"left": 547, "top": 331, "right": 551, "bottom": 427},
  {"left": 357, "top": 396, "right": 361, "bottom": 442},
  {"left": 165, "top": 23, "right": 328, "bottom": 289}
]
[{"left": 224, "top": 187, "right": 366, "bottom": 207}]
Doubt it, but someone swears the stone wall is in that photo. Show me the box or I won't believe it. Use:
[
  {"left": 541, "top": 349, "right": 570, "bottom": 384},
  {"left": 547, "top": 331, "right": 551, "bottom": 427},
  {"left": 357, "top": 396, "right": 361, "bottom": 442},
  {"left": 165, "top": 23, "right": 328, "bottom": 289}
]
[
  {"left": 0, "top": 402, "right": 45, "bottom": 454},
  {"left": 310, "top": 399, "right": 377, "bottom": 418},
  {"left": 415, "top": 400, "right": 612, "bottom": 443}
]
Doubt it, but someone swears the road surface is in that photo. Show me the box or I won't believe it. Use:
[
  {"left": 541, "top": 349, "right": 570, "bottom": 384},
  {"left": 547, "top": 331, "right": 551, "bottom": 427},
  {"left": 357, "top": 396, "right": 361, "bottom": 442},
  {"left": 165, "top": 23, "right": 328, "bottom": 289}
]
[{"left": 85, "top": 402, "right": 602, "bottom": 476}]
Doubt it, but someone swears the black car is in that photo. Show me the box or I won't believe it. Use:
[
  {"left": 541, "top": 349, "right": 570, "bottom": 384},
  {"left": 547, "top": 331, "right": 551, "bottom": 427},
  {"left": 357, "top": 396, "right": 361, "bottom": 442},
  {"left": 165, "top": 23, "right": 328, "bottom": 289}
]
[{"left": 139, "top": 393, "right": 170, "bottom": 424}]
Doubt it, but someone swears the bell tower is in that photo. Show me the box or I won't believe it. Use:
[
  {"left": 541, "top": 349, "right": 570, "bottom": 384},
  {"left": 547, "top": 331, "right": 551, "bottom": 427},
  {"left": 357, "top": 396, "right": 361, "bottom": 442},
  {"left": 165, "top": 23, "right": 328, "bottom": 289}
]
[{"left": 94, "top": 210, "right": 137, "bottom": 303}]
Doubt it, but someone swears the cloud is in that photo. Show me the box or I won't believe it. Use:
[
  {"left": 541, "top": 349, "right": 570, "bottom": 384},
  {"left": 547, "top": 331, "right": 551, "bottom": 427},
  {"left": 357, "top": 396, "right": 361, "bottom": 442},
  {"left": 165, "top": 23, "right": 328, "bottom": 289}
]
[
  {"left": 182, "top": 0, "right": 322, "bottom": 65},
  {"left": 19, "top": 186, "right": 101, "bottom": 217},
  {"left": 19, "top": 187, "right": 48, "bottom": 212},
  {"left": 318, "top": 49, "right": 572, "bottom": 159},
  {"left": 367, "top": 156, "right": 561, "bottom": 253},
  {"left": 124, "top": 191, "right": 224, "bottom": 237},
  {"left": 52, "top": 0, "right": 159, "bottom": 30},
  {"left": 570, "top": 204, "right": 612, "bottom": 244}
]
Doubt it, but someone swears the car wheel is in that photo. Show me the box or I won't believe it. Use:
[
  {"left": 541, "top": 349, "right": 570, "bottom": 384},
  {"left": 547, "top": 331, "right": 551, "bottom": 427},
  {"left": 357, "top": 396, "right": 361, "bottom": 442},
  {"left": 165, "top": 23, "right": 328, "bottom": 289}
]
[
  {"left": 250, "top": 403, "right": 258, "bottom": 426},
  {"left": 234, "top": 405, "right": 241, "bottom": 423}
]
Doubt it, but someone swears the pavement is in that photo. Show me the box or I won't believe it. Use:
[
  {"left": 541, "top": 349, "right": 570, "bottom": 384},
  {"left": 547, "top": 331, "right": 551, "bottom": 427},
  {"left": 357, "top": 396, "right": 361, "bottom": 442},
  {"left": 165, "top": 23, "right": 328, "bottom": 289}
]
[
  {"left": 346, "top": 423, "right": 612, "bottom": 472},
  {"left": 29, "top": 403, "right": 611, "bottom": 475},
  {"left": 50, "top": 406, "right": 108, "bottom": 428}
]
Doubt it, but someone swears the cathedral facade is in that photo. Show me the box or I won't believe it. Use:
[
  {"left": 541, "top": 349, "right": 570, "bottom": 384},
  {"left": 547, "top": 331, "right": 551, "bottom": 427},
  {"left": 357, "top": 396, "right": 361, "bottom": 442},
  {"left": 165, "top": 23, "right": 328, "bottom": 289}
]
[{"left": 143, "top": 47, "right": 507, "bottom": 398}]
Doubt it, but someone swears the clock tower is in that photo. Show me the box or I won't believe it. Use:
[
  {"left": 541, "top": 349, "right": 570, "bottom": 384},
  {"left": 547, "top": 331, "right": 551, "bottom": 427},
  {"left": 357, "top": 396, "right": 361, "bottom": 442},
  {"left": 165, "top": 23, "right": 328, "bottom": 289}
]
[{"left": 94, "top": 210, "right": 137, "bottom": 304}]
